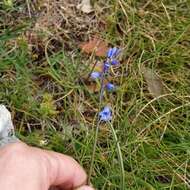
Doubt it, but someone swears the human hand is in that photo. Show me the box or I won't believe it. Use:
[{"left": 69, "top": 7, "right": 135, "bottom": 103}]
[{"left": 0, "top": 142, "right": 94, "bottom": 190}]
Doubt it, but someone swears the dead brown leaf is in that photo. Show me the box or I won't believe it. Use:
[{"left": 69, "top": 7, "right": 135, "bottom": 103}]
[
  {"left": 142, "top": 66, "right": 164, "bottom": 98},
  {"left": 79, "top": 37, "right": 109, "bottom": 57}
]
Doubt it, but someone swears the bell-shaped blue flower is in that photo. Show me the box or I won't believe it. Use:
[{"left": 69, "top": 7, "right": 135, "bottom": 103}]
[
  {"left": 107, "top": 47, "right": 120, "bottom": 58},
  {"left": 99, "top": 106, "right": 112, "bottom": 121},
  {"left": 111, "top": 60, "right": 119, "bottom": 65},
  {"left": 90, "top": 72, "right": 101, "bottom": 80},
  {"left": 106, "top": 83, "right": 115, "bottom": 91}
]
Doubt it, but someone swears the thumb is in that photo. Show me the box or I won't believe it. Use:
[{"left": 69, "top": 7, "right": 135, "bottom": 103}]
[{"left": 43, "top": 149, "right": 87, "bottom": 190}]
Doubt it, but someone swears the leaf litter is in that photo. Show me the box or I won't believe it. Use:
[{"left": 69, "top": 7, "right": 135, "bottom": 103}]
[{"left": 25, "top": 0, "right": 102, "bottom": 58}]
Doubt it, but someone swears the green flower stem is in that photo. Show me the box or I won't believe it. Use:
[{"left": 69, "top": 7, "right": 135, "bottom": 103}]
[
  {"left": 108, "top": 121, "right": 125, "bottom": 190},
  {"left": 88, "top": 70, "right": 106, "bottom": 184}
]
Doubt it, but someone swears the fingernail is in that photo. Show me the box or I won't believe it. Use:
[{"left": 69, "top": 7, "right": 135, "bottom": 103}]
[{"left": 76, "top": 185, "right": 94, "bottom": 190}]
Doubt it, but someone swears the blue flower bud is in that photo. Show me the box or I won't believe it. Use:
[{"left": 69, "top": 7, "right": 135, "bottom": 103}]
[
  {"left": 111, "top": 47, "right": 118, "bottom": 57},
  {"left": 99, "top": 106, "right": 112, "bottom": 121},
  {"left": 90, "top": 72, "right": 101, "bottom": 80},
  {"left": 111, "top": 60, "right": 119, "bottom": 65},
  {"left": 106, "top": 83, "right": 115, "bottom": 91},
  {"left": 107, "top": 48, "right": 113, "bottom": 58}
]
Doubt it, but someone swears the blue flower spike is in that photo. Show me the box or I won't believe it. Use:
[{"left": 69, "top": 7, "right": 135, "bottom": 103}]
[
  {"left": 106, "top": 83, "right": 116, "bottom": 91},
  {"left": 99, "top": 106, "right": 112, "bottom": 121},
  {"left": 90, "top": 72, "right": 101, "bottom": 80}
]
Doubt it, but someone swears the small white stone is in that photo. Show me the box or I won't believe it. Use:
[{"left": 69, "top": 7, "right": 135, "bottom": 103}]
[
  {"left": 0, "top": 105, "right": 18, "bottom": 147},
  {"left": 0, "top": 105, "right": 12, "bottom": 134}
]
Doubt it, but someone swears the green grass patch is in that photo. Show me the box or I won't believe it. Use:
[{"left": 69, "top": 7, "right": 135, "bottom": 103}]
[{"left": 0, "top": 0, "right": 190, "bottom": 189}]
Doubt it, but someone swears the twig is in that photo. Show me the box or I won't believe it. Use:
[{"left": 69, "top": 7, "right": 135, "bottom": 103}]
[{"left": 26, "top": 0, "right": 31, "bottom": 18}]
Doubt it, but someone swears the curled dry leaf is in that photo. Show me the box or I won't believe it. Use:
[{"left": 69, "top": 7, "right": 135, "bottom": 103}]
[
  {"left": 79, "top": 37, "right": 109, "bottom": 57},
  {"left": 77, "top": 0, "right": 93, "bottom": 14},
  {"left": 142, "top": 66, "right": 164, "bottom": 98}
]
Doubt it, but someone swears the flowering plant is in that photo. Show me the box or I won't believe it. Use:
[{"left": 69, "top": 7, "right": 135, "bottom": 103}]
[{"left": 88, "top": 48, "right": 125, "bottom": 189}]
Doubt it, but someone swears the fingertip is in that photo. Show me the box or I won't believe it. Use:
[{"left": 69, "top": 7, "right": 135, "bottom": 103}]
[
  {"left": 71, "top": 156, "right": 87, "bottom": 186},
  {"left": 46, "top": 151, "right": 87, "bottom": 188},
  {"left": 76, "top": 185, "right": 95, "bottom": 190}
]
